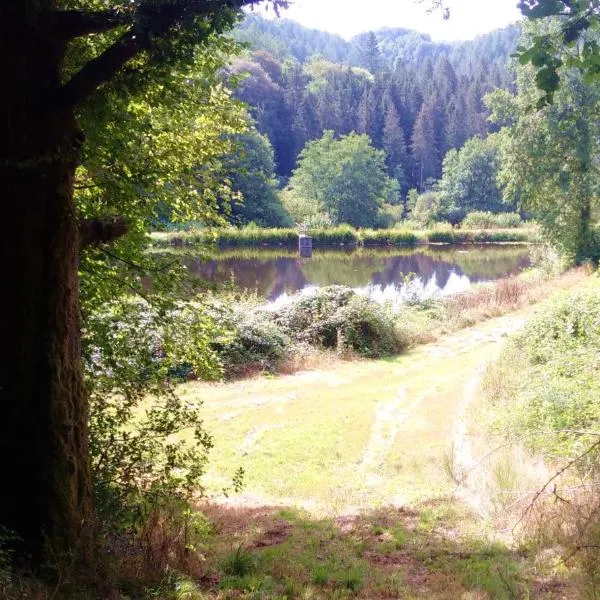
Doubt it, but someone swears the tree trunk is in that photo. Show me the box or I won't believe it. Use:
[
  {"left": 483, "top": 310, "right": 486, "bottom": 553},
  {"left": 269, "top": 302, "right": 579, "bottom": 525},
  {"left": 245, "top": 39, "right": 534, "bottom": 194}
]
[
  {"left": 0, "top": 1, "right": 93, "bottom": 565},
  {"left": 578, "top": 199, "right": 593, "bottom": 262}
]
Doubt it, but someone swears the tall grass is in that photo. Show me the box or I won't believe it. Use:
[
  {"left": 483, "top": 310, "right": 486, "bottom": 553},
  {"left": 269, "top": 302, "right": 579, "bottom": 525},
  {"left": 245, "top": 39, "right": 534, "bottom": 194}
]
[
  {"left": 361, "top": 229, "right": 419, "bottom": 246},
  {"left": 150, "top": 226, "right": 539, "bottom": 249}
]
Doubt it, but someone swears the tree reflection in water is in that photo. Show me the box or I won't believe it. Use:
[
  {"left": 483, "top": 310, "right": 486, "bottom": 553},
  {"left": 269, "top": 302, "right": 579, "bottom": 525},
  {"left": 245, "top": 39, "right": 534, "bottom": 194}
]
[{"left": 184, "top": 245, "right": 531, "bottom": 303}]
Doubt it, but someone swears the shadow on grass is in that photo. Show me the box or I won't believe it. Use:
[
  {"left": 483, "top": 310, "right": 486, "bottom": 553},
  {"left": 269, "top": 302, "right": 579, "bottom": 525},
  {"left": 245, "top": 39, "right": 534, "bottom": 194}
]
[{"left": 195, "top": 497, "right": 575, "bottom": 599}]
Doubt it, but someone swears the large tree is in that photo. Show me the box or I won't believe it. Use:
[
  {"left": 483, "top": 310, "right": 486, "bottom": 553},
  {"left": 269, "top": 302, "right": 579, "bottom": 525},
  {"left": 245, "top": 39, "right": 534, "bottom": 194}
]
[
  {"left": 286, "top": 131, "right": 389, "bottom": 228},
  {"left": 487, "top": 22, "right": 600, "bottom": 260},
  {"left": 0, "top": 0, "right": 284, "bottom": 566},
  {"left": 225, "top": 129, "right": 292, "bottom": 226},
  {"left": 438, "top": 134, "right": 512, "bottom": 222}
]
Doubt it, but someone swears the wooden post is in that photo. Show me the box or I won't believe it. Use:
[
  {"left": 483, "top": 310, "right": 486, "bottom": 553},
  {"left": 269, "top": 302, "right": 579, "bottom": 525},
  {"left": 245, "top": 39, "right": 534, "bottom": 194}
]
[{"left": 299, "top": 233, "right": 313, "bottom": 257}]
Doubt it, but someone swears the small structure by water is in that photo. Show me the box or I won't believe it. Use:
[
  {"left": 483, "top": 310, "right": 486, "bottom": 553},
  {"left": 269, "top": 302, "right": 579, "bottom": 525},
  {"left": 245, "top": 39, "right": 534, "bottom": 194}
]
[{"left": 298, "top": 233, "right": 312, "bottom": 258}]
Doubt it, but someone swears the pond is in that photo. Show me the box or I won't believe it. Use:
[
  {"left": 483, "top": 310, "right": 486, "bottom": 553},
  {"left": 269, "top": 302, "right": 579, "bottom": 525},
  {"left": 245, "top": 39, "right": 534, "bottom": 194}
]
[{"left": 184, "top": 245, "right": 532, "bottom": 305}]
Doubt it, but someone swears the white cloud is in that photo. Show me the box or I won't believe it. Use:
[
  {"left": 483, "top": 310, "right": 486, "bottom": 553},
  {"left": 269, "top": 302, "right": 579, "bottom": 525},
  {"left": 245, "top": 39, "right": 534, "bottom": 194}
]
[{"left": 255, "top": 0, "right": 522, "bottom": 41}]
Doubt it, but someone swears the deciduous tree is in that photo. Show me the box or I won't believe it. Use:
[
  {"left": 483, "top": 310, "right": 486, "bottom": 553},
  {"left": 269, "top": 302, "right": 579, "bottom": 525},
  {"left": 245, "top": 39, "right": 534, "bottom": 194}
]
[
  {"left": 286, "top": 131, "right": 389, "bottom": 228},
  {"left": 0, "top": 0, "right": 285, "bottom": 565}
]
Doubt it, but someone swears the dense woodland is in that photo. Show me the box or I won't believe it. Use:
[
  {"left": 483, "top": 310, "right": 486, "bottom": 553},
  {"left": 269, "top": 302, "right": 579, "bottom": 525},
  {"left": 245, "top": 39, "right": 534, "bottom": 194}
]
[{"left": 229, "top": 15, "right": 519, "bottom": 185}]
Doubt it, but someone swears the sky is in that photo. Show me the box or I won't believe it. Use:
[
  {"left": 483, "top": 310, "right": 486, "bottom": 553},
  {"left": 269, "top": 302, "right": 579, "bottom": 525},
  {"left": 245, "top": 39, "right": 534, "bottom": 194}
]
[{"left": 256, "top": 0, "right": 523, "bottom": 42}]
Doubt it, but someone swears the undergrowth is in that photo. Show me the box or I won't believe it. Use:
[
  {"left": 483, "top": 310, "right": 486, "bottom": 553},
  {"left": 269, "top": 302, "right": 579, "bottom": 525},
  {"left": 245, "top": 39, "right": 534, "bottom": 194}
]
[{"left": 480, "top": 275, "right": 600, "bottom": 596}]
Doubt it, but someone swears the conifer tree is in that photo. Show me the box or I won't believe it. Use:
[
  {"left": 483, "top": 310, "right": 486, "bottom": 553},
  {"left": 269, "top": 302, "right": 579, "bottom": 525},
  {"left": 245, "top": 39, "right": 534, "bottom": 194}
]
[{"left": 411, "top": 101, "right": 439, "bottom": 190}]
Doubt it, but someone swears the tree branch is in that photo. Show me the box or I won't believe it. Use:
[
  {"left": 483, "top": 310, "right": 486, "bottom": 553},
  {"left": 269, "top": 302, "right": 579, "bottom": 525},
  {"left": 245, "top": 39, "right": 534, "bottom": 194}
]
[
  {"left": 55, "top": 9, "right": 132, "bottom": 39},
  {"left": 58, "top": 0, "right": 288, "bottom": 108},
  {"left": 60, "top": 30, "right": 142, "bottom": 108}
]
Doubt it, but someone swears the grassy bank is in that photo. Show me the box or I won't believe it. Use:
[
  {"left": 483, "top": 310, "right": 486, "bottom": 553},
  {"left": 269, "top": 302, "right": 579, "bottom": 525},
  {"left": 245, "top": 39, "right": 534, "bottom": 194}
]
[
  {"left": 446, "top": 275, "right": 600, "bottom": 596},
  {"left": 150, "top": 225, "right": 539, "bottom": 249}
]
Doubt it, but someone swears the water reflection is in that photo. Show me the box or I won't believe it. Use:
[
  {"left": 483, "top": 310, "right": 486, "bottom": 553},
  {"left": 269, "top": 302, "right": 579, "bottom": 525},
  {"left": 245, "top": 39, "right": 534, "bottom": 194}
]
[{"left": 184, "top": 245, "right": 531, "bottom": 304}]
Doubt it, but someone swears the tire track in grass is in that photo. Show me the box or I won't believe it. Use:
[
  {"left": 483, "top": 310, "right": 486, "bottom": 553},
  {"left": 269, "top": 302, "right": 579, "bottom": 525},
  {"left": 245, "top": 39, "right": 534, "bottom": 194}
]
[{"left": 361, "top": 387, "right": 426, "bottom": 486}]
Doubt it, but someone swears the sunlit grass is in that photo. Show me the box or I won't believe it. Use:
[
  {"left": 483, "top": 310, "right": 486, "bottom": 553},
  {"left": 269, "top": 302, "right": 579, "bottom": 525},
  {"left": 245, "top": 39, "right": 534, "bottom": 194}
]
[
  {"left": 150, "top": 225, "right": 540, "bottom": 249},
  {"left": 179, "top": 310, "right": 532, "bottom": 515}
]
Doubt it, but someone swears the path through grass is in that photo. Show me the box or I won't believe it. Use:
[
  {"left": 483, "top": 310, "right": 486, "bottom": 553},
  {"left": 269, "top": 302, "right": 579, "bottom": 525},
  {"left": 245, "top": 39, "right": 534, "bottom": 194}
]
[{"left": 173, "top": 299, "right": 587, "bottom": 598}]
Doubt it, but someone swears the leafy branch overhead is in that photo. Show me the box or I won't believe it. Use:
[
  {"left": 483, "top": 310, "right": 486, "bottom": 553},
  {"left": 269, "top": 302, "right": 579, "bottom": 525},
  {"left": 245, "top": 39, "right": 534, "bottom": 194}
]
[
  {"left": 56, "top": 0, "right": 288, "bottom": 107},
  {"left": 516, "top": 0, "right": 600, "bottom": 105}
]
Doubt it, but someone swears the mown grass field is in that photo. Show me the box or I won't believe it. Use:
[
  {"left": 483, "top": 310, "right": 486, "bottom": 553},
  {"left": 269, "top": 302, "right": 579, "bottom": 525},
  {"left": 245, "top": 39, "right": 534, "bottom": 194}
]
[
  {"left": 158, "top": 272, "right": 592, "bottom": 599},
  {"left": 181, "top": 311, "right": 529, "bottom": 514}
]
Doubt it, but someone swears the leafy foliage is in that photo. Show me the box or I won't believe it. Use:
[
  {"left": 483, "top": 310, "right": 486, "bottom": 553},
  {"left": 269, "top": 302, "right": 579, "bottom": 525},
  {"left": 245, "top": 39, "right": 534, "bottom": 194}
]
[
  {"left": 516, "top": 0, "right": 600, "bottom": 105},
  {"left": 211, "top": 303, "right": 291, "bottom": 375},
  {"left": 461, "top": 211, "right": 522, "bottom": 229},
  {"left": 487, "top": 25, "right": 600, "bottom": 261},
  {"left": 225, "top": 129, "right": 292, "bottom": 227},
  {"left": 84, "top": 297, "right": 226, "bottom": 528},
  {"left": 274, "top": 286, "right": 404, "bottom": 357},
  {"left": 286, "top": 131, "right": 390, "bottom": 228},
  {"left": 485, "top": 283, "right": 600, "bottom": 462},
  {"left": 438, "top": 135, "right": 514, "bottom": 222}
]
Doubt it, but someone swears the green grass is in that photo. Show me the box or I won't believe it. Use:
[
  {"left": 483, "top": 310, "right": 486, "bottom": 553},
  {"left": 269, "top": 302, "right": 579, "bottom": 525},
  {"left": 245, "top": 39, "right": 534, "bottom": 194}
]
[
  {"left": 192, "top": 500, "right": 570, "bottom": 599},
  {"left": 150, "top": 226, "right": 540, "bottom": 249},
  {"left": 178, "top": 309, "right": 539, "bottom": 512}
]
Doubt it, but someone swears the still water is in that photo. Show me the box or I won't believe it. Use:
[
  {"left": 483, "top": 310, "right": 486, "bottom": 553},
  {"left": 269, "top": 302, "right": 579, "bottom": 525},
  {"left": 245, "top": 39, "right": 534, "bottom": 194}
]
[{"left": 185, "top": 245, "right": 531, "bottom": 305}]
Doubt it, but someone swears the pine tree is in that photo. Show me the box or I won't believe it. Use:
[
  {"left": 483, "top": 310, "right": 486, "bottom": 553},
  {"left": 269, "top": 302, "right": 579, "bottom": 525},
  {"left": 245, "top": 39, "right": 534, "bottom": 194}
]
[
  {"left": 383, "top": 103, "right": 409, "bottom": 192},
  {"left": 362, "top": 32, "right": 381, "bottom": 74},
  {"left": 411, "top": 101, "right": 439, "bottom": 190}
]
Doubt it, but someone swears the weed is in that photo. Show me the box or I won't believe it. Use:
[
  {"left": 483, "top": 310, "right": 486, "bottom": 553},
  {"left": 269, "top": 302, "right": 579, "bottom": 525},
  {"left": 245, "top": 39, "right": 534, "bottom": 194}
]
[
  {"left": 221, "top": 545, "right": 257, "bottom": 577},
  {"left": 311, "top": 565, "right": 329, "bottom": 586},
  {"left": 338, "top": 566, "right": 363, "bottom": 591}
]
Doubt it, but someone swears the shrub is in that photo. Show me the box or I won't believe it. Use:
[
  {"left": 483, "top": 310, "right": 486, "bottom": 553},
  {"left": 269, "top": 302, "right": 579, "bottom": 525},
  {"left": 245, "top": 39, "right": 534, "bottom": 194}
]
[
  {"left": 461, "top": 211, "right": 522, "bottom": 229},
  {"left": 213, "top": 306, "right": 291, "bottom": 376},
  {"left": 274, "top": 286, "right": 356, "bottom": 347},
  {"left": 519, "top": 291, "right": 600, "bottom": 364},
  {"left": 487, "top": 285, "right": 600, "bottom": 463},
  {"left": 408, "top": 190, "right": 443, "bottom": 226},
  {"left": 336, "top": 295, "right": 403, "bottom": 357},
  {"left": 274, "top": 286, "right": 403, "bottom": 357},
  {"left": 84, "top": 297, "right": 221, "bottom": 532},
  {"left": 301, "top": 212, "right": 334, "bottom": 230},
  {"left": 376, "top": 203, "right": 404, "bottom": 229}
]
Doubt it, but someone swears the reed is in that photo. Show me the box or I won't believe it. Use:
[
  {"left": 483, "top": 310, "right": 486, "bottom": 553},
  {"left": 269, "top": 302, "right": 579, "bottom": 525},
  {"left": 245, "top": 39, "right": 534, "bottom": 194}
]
[{"left": 149, "top": 226, "right": 540, "bottom": 249}]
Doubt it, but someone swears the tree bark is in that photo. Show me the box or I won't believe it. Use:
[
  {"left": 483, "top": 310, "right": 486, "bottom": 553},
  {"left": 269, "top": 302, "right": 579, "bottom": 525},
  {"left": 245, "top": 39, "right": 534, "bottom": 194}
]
[{"left": 0, "top": 1, "right": 93, "bottom": 565}]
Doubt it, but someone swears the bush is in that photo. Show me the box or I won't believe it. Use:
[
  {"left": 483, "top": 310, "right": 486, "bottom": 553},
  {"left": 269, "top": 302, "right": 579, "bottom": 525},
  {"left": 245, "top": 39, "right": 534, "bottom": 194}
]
[
  {"left": 213, "top": 306, "right": 291, "bottom": 376},
  {"left": 84, "top": 297, "right": 221, "bottom": 532},
  {"left": 274, "top": 286, "right": 355, "bottom": 347},
  {"left": 336, "top": 294, "right": 403, "bottom": 357},
  {"left": 301, "top": 212, "right": 334, "bottom": 230},
  {"left": 376, "top": 203, "right": 404, "bottom": 229},
  {"left": 486, "top": 285, "right": 600, "bottom": 463},
  {"left": 274, "top": 286, "right": 403, "bottom": 357},
  {"left": 519, "top": 290, "right": 600, "bottom": 364},
  {"left": 461, "top": 211, "right": 522, "bottom": 229},
  {"left": 408, "top": 189, "right": 443, "bottom": 226}
]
